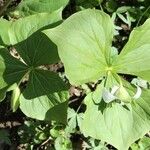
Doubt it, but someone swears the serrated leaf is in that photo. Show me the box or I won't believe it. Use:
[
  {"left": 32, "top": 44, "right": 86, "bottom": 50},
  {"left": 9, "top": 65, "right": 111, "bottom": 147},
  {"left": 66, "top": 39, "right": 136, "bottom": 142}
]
[
  {"left": 66, "top": 108, "right": 77, "bottom": 133},
  {"left": 44, "top": 9, "right": 114, "bottom": 85}
]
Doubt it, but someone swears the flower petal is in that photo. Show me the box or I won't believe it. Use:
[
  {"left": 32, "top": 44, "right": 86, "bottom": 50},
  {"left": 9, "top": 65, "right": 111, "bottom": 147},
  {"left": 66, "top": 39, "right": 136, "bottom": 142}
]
[
  {"left": 102, "top": 88, "right": 117, "bottom": 103},
  {"left": 133, "top": 85, "right": 142, "bottom": 99}
]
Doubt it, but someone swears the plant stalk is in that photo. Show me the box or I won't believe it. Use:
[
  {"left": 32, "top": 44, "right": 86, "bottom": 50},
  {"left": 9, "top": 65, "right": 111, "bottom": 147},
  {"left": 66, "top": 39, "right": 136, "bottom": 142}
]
[{"left": 0, "top": 0, "right": 13, "bottom": 17}]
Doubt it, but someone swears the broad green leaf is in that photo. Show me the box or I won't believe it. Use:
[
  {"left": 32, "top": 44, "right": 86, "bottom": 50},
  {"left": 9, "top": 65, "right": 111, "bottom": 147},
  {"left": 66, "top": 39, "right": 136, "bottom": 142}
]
[
  {"left": 12, "top": 0, "right": 69, "bottom": 17},
  {"left": 44, "top": 9, "right": 114, "bottom": 85},
  {"left": 15, "top": 32, "right": 59, "bottom": 67},
  {"left": 19, "top": 69, "right": 69, "bottom": 123},
  {"left": 22, "top": 69, "right": 68, "bottom": 99},
  {"left": 81, "top": 81, "right": 150, "bottom": 150},
  {"left": 0, "top": 47, "right": 68, "bottom": 123},
  {"left": 0, "top": 48, "right": 28, "bottom": 89},
  {"left": 113, "top": 18, "right": 150, "bottom": 82},
  {"left": 20, "top": 91, "right": 68, "bottom": 123},
  {"left": 0, "top": 19, "right": 11, "bottom": 46},
  {"left": 0, "top": 13, "right": 68, "bottom": 123},
  {"left": 0, "top": 9, "right": 62, "bottom": 45}
]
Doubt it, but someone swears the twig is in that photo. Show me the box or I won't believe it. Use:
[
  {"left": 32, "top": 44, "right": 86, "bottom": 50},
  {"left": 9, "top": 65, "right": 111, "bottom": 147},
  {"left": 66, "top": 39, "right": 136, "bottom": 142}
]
[
  {"left": 0, "top": 0, "right": 13, "bottom": 17},
  {"left": 136, "top": 6, "right": 150, "bottom": 27},
  {"left": 38, "top": 137, "right": 51, "bottom": 149}
]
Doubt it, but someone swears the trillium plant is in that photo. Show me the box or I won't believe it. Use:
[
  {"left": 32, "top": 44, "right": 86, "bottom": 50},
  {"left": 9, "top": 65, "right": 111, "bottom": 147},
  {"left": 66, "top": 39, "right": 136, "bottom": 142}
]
[
  {"left": 44, "top": 9, "right": 150, "bottom": 150},
  {"left": 0, "top": 0, "right": 150, "bottom": 149}
]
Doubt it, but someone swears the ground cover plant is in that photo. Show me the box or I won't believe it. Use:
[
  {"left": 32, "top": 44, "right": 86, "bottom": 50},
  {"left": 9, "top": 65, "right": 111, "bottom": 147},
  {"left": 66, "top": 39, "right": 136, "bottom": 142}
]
[{"left": 0, "top": 0, "right": 150, "bottom": 149}]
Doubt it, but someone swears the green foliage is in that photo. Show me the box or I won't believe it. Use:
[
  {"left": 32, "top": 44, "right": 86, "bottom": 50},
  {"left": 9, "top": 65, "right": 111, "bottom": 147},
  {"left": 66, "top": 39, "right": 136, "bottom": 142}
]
[
  {"left": 76, "top": 0, "right": 103, "bottom": 9},
  {"left": 113, "top": 18, "right": 150, "bottom": 81},
  {"left": 18, "top": 121, "right": 50, "bottom": 149},
  {"left": 131, "top": 136, "right": 150, "bottom": 150},
  {"left": 11, "top": 0, "right": 69, "bottom": 17},
  {"left": 81, "top": 80, "right": 150, "bottom": 150},
  {"left": 44, "top": 9, "right": 114, "bottom": 85},
  {"left": 0, "top": 1, "right": 69, "bottom": 123},
  {"left": 44, "top": 9, "right": 150, "bottom": 149},
  {"left": 0, "top": 0, "right": 150, "bottom": 149},
  {"left": 0, "top": 9, "right": 62, "bottom": 45},
  {"left": 0, "top": 129, "right": 11, "bottom": 145}
]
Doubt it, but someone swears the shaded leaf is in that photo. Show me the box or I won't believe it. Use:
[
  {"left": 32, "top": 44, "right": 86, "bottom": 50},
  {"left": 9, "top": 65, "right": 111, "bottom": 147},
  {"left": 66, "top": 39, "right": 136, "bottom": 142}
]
[
  {"left": 0, "top": 48, "right": 28, "bottom": 89},
  {"left": 15, "top": 32, "right": 59, "bottom": 67},
  {"left": 13, "top": 0, "right": 69, "bottom": 17},
  {"left": 0, "top": 129, "right": 11, "bottom": 145},
  {"left": 23, "top": 69, "right": 68, "bottom": 99}
]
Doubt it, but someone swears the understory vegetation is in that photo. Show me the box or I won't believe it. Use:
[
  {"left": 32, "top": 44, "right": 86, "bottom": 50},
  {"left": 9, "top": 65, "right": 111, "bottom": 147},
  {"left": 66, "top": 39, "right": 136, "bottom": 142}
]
[{"left": 0, "top": 0, "right": 150, "bottom": 150}]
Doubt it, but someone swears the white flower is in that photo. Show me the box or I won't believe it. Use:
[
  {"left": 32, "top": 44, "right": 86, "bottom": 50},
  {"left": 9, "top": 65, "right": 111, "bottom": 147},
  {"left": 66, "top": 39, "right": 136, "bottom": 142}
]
[{"left": 102, "top": 84, "right": 142, "bottom": 104}]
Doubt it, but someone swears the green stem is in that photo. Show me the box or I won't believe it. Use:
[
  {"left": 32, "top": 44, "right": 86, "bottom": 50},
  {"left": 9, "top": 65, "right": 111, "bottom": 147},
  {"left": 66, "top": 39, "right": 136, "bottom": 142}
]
[
  {"left": 136, "top": 6, "right": 150, "bottom": 27},
  {"left": 76, "top": 103, "right": 82, "bottom": 114},
  {"left": 0, "top": 0, "right": 13, "bottom": 17},
  {"left": 100, "top": 4, "right": 103, "bottom": 11},
  {"left": 112, "top": 73, "right": 122, "bottom": 86}
]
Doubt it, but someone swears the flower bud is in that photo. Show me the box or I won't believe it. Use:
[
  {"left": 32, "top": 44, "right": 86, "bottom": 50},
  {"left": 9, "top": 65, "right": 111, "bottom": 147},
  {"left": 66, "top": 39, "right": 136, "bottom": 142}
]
[{"left": 115, "top": 85, "right": 131, "bottom": 103}]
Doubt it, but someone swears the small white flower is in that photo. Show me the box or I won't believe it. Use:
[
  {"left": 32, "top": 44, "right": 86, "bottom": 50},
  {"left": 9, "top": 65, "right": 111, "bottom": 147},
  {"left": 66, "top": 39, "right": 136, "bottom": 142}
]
[
  {"left": 133, "top": 85, "right": 142, "bottom": 99},
  {"left": 131, "top": 78, "right": 148, "bottom": 89},
  {"left": 102, "top": 87, "right": 117, "bottom": 103},
  {"left": 102, "top": 84, "right": 142, "bottom": 104}
]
